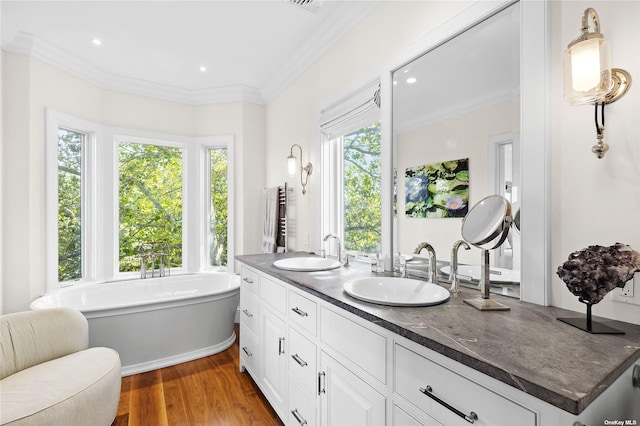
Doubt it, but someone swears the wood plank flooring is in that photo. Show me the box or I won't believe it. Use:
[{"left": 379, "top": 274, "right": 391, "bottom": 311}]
[{"left": 112, "top": 325, "right": 282, "bottom": 426}]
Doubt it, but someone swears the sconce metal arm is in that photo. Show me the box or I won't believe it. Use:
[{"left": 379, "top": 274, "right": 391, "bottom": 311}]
[{"left": 289, "top": 144, "right": 313, "bottom": 195}]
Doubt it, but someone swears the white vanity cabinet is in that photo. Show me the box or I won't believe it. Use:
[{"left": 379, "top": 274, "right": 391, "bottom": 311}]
[
  {"left": 258, "top": 276, "right": 288, "bottom": 419},
  {"left": 318, "top": 305, "right": 388, "bottom": 425},
  {"left": 287, "top": 292, "right": 319, "bottom": 426},
  {"left": 239, "top": 267, "right": 259, "bottom": 376},
  {"left": 394, "top": 343, "right": 536, "bottom": 426},
  {"left": 238, "top": 264, "right": 639, "bottom": 426},
  {"left": 319, "top": 351, "right": 386, "bottom": 426},
  {"left": 239, "top": 267, "right": 288, "bottom": 420}
]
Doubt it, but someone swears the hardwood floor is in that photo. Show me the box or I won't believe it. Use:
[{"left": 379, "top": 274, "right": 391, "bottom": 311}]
[{"left": 112, "top": 325, "right": 282, "bottom": 426}]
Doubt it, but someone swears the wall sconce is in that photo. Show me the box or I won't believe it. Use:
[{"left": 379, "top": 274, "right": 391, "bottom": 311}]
[
  {"left": 287, "top": 144, "right": 313, "bottom": 195},
  {"left": 563, "top": 8, "right": 632, "bottom": 158}
]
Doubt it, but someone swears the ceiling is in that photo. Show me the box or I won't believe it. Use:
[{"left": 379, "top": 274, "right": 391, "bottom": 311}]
[
  {"left": 1, "top": 0, "right": 378, "bottom": 104},
  {"left": 393, "top": 1, "right": 520, "bottom": 132}
]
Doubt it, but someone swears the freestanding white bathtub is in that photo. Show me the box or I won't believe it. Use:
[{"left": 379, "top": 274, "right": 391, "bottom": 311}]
[{"left": 30, "top": 273, "right": 240, "bottom": 376}]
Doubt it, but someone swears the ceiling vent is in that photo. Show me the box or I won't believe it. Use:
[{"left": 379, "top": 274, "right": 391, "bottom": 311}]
[{"left": 288, "top": 0, "right": 322, "bottom": 14}]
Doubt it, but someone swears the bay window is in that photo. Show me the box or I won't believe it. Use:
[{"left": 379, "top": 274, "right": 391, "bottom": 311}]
[{"left": 46, "top": 109, "right": 233, "bottom": 289}]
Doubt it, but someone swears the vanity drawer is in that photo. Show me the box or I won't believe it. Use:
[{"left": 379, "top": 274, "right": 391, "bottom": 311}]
[
  {"left": 239, "top": 325, "right": 258, "bottom": 376},
  {"left": 260, "top": 275, "right": 287, "bottom": 315},
  {"left": 239, "top": 286, "right": 259, "bottom": 334},
  {"left": 288, "top": 327, "right": 318, "bottom": 396},
  {"left": 289, "top": 290, "right": 318, "bottom": 336},
  {"left": 394, "top": 344, "right": 536, "bottom": 426},
  {"left": 289, "top": 379, "right": 317, "bottom": 426},
  {"left": 240, "top": 266, "right": 259, "bottom": 294},
  {"left": 320, "top": 306, "right": 386, "bottom": 384}
]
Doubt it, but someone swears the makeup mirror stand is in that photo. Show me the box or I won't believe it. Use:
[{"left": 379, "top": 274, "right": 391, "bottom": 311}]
[{"left": 464, "top": 249, "right": 511, "bottom": 311}]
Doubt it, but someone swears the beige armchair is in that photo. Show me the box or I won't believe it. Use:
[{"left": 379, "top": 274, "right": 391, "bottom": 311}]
[{"left": 1, "top": 308, "right": 121, "bottom": 426}]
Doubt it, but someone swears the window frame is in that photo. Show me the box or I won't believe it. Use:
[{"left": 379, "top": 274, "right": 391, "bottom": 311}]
[
  {"left": 45, "top": 110, "right": 98, "bottom": 289},
  {"left": 200, "top": 136, "right": 235, "bottom": 272},
  {"left": 112, "top": 134, "right": 188, "bottom": 280},
  {"left": 45, "top": 109, "right": 234, "bottom": 291}
]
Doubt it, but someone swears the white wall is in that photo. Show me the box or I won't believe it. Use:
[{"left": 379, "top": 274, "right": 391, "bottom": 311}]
[
  {"left": 549, "top": 1, "right": 640, "bottom": 324},
  {"left": 1, "top": 52, "right": 265, "bottom": 313},
  {"left": 266, "top": 1, "right": 473, "bottom": 252},
  {"left": 266, "top": 0, "right": 640, "bottom": 325}
]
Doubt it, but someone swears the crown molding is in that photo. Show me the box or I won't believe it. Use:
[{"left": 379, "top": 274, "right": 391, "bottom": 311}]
[
  {"left": 394, "top": 87, "right": 520, "bottom": 135},
  {"left": 260, "top": 1, "right": 379, "bottom": 104},
  {"left": 2, "top": 31, "right": 264, "bottom": 106},
  {"left": 2, "top": 1, "right": 377, "bottom": 107}
]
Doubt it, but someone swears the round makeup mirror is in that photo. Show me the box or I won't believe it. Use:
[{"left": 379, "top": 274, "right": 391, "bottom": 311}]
[
  {"left": 461, "top": 195, "right": 512, "bottom": 250},
  {"left": 461, "top": 195, "right": 513, "bottom": 312}
]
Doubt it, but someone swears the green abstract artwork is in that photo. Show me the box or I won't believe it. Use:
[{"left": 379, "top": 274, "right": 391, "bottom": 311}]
[{"left": 405, "top": 158, "right": 469, "bottom": 218}]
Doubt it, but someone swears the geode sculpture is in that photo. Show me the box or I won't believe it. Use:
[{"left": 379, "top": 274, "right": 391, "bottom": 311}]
[{"left": 557, "top": 243, "right": 640, "bottom": 305}]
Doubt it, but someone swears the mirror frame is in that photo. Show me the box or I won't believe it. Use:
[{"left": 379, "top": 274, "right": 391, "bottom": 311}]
[{"left": 380, "top": 0, "right": 549, "bottom": 305}]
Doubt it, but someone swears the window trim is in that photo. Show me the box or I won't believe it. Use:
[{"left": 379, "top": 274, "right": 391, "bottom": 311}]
[
  {"left": 45, "top": 110, "right": 98, "bottom": 290},
  {"left": 112, "top": 134, "right": 189, "bottom": 280},
  {"left": 200, "top": 136, "right": 235, "bottom": 272},
  {"left": 45, "top": 109, "right": 234, "bottom": 290}
]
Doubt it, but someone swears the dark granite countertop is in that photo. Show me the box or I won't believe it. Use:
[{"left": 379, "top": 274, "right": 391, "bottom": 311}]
[{"left": 236, "top": 252, "right": 640, "bottom": 415}]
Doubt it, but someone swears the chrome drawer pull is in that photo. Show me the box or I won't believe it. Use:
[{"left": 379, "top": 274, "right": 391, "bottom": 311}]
[
  {"left": 242, "top": 346, "right": 252, "bottom": 357},
  {"left": 291, "top": 353, "right": 308, "bottom": 367},
  {"left": 278, "top": 337, "right": 285, "bottom": 355},
  {"left": 242, "top": 309, "right": 253, "bottom": 318},
  {"left": 291, "top": 307, "right": 308, "bottom": 317},
  {"left": 318, "top": 372, "right": 326, "bottom": 395},
  {"left": 291, "top": 409, "right": 308, "bottom": 426},
  {"left": 242, "top": 277, "right": 254, "bottom": 284},
  {"left": 419, "top": 385, "right": 478, "bottom": 424}
]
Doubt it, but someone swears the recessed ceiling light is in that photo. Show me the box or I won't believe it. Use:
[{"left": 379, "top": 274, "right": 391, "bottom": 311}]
[
  {"left": 92, "top": 38, "right": 102, "bottom": 46},
  {"left": 406, "top": 77, "right": 417, "bottom": 84},
  {"left": 199, "top": 66, "right": 207, "bottom": 72}
]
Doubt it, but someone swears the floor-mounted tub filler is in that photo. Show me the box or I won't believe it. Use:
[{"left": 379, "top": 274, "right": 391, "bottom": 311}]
[{"left": 31, "top": 273, "right": 240, "bottom": 376}]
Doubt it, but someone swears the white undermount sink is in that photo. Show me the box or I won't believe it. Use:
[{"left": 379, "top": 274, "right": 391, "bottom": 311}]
[
  {"left": 273, "top": 257, "right": 342, "bottom": 272},
  {"left": 343, "top": 277, "right": 450, "bottom": 307}
]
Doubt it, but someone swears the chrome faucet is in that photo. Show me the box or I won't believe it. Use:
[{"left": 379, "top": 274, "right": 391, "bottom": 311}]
[
  {"left": 414, "top": 242, "right": 437, "bottom": 283},
  {"left": 450, "top": 240, "right": 471, "bottom": 295},
  {"left": 323, "top": 234, "right": 342, "bottom": 263}
]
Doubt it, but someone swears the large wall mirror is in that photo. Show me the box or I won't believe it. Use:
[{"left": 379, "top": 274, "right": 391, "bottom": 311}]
[{"left": 390, "top": 1, "right": 545, "bottom": 301}]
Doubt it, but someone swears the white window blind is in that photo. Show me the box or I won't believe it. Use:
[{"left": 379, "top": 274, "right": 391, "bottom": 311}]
[{"left": 320, "top": 80, "right": 381, "bottom": 139}]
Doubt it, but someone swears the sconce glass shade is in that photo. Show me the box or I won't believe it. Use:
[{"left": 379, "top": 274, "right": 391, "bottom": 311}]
[
  {"left": 563, "top": 36, "right": 612, "bottom": 105},
  {"left": 287, "top": 154, "right": 297, "bottom": 177}
]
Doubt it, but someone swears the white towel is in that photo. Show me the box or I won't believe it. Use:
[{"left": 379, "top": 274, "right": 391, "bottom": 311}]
[{"left": 262, "top": 187, "right": 279, "bottom": 253}]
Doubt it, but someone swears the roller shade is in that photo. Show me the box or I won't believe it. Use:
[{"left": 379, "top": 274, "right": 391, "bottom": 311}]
[{"left": 320, "top": 80, "right": 381, "bottom": 139}]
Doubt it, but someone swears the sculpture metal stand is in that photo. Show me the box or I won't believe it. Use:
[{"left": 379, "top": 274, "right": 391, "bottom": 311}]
[{"left": 557, "top": 303, "right": 623, "bottom": 334}]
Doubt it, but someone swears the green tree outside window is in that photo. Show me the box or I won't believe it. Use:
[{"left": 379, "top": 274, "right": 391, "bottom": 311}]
[
  {"left": 343, "top": 122, "right": 381, "bottom": 253},
  {"left": 57, "top": 128, "right": 83, "bottom": 282},
  {"left": 118, "top": 142, "right": 183, "bottom": 272}
]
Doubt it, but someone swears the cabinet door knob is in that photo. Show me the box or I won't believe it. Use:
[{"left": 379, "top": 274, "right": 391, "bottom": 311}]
[
  {"left": 242, "top": 309, "right": 253, "bottom": 318},
  {"left": 419, "top": 385, "right": 478, "bottom": 424},
  {"left": 242, "top": 346, "right": 252, "bottom": 357},
  {"left": 243, "top": 277, "right": 254, "bottom": 284},
  {"left": 278, "top": 337, "right": 285, "bottom": 355}
]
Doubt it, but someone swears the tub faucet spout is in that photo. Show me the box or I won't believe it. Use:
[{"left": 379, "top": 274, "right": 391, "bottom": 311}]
[
  {"left": 450, "top": 240, "right": 471, "bottom": 295},
  {"left": 414, "top": 242, "right": 437, "bottom": 283}
]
